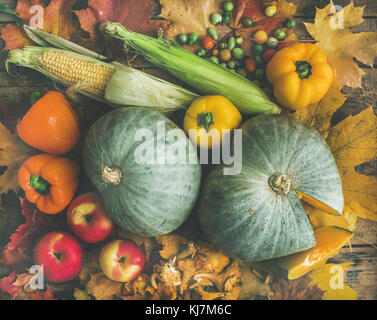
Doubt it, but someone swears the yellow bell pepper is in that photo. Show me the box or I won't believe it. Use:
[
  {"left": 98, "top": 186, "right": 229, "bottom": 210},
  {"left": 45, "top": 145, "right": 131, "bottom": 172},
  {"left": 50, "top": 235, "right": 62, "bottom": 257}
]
[
  {"left": 266, "top": 43, "right": 334, "bottom": 111},
  {"left": 183, "top": 96, "right": 242, "bottom": 149}
]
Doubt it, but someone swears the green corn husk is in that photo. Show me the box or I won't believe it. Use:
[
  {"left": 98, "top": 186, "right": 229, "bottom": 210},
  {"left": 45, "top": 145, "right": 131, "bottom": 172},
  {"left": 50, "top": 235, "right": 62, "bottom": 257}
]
[
  {"left": 100, "top": 22, "right": 281, "bottom": 115},
  {"left": 6, "top": 27, "right": 198, "bottom": 112}
]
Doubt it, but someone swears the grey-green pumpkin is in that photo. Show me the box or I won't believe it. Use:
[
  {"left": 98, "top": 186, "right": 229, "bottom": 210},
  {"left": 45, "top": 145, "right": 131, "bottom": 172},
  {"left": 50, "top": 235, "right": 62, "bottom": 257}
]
[
  {"left": 198, "top": 115, "right": 343, "bottom": 261},
  {"left": 83, "top": 107, "right": 201, "bottom": 237}
]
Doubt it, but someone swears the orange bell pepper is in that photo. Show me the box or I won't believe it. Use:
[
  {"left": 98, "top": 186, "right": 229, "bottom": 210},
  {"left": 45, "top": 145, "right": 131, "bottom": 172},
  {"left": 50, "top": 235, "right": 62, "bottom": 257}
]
[
  {"left": 17, "top": 91, "right": 81, "bottom": 155},
  {"left": 18, "top": 154, "right": 80, "bottom": 214},
  {"left": 266, "top": 43, "right": 334, "bottom": 111}
]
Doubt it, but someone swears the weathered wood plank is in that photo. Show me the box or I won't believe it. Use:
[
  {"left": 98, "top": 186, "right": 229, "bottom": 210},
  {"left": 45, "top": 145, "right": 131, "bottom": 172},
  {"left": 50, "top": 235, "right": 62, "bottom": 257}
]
[{"left": 330, "top": 246, "right": 377, "bottom": 300}]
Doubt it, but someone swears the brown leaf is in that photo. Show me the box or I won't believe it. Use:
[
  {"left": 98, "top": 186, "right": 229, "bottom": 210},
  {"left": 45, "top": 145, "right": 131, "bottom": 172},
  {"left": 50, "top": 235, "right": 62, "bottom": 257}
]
[
  {"left": 0, "top": 123, "right": 36, "bottom": 194},
  {"left": 270, "top": 275, "right": 324, "bottom": 300},
  {"left": 75, "top": 0, "right": 161, "bottom": 41},
  {"left": 159, "top": 0, "right": 223, "bottom": 38},
  {"left": 86, "top": 273, "right": 123, "bottom": 300}
]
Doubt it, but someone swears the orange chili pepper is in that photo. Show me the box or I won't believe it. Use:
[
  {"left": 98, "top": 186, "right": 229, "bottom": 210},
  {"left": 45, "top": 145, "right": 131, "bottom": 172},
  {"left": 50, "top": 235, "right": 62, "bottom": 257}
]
[
  {"left": 17, "top": 91, "right": 81, "bottom": 155},
  {"left": 18, "top": 154, "right": 80, "bottom": 214}
]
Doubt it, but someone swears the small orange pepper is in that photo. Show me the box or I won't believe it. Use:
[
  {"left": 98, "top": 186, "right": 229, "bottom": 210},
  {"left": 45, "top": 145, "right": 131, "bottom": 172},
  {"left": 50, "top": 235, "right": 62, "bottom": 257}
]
[
  {"left": 17, "top": 91, "right": 81, "bottom": 155},
  {"left": 18, "top": 154, "right": 80, "bottom": 214}
]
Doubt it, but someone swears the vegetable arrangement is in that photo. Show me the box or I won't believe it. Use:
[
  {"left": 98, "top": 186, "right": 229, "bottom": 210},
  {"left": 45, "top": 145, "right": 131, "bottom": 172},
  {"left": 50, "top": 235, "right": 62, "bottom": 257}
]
[{"left": 0, "top": 0, "right": 373, "bottom": 301}]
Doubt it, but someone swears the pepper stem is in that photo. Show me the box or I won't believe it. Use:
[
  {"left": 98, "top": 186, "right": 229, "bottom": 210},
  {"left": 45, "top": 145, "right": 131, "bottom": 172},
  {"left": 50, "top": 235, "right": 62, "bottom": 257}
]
[
  {"left": 295, "top": 61, "right": 312, "bottom": 79},
  {"left": 268, "top": 173, "right": 291, "bottom": 196},
  {"left": 30, "top": 174, "right": 50, "bottom": 195},
  {"left": 197, "top": 112, "right": 215, "bottom": 132}
]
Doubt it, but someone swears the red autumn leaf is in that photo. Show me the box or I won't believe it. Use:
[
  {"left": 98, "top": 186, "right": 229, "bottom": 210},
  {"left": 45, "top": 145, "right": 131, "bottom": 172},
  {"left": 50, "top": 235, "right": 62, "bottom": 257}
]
[
  {"left": 74, "top": 0, "right": 161, "bottom": 41},
  {"left": 7, "top": 198, "right": 64, "bottom": 253},
  {"left": 0, "top": 272, "right": 23, "bottom": 298},
  {"left": 232, "top": 0, "right": 266, "bottom": 28},
  {"left": 27, "top": 285, "right": 57, "bottom": 300},
  {"left": 1, "top": 0, "right": 79, "bottom": 50},
  {"left": 0, "top": 24, "right": 34, "bottom": 51}
]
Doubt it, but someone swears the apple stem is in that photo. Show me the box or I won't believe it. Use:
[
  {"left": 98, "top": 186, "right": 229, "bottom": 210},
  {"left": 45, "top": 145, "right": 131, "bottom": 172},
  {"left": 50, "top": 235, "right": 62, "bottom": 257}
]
[
  {"left": 53, "top": 252, "right": 62, "bottom": 261},
  {"left": 118, "top": 256, "right": 126, "bottom": 264}
]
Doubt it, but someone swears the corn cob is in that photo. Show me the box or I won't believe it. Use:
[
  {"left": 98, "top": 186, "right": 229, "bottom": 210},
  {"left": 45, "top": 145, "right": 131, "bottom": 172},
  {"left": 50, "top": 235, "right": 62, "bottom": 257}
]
[
  {"left": 7, "top": 46, "right": 198, "bottom": 111},
  {"left": 38, "top": 50, "right": 115, "bottom": 96}
]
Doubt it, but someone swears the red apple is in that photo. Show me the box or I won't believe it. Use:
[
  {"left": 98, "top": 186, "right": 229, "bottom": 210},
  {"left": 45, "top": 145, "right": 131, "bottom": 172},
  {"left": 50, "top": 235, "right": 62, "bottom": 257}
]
[
  {"left": 34, "top": 231, "right": 83, "bottom": 283},
  {"left": 99, "top": 239, "right": 145, "bottom": 282},
  {"left": 67, "top": 192, "right": 114, "bottom": 243}
]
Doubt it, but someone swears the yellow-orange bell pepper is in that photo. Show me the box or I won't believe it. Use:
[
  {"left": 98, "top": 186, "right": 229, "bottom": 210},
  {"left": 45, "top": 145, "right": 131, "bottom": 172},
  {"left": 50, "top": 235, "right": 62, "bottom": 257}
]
[
  {"left": 266, "top": 43, "right": 333, "bottom": 111},
  {"left": 18, "top": 154, "right": 80, "bottom": 214},
  {"left": 183, "top": 96, "right": 242, "bottom": 149}
]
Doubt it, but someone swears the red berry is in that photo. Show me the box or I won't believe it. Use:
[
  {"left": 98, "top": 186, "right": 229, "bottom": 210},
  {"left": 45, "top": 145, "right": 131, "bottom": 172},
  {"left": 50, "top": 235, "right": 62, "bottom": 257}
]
[
  {"left": 263, "top": 49, "right": 277, "bottom": 62},
  {"left": 202, "top": 36, "right": 215, "bottom": 50},
  {"left": 245, "top": 58, "right": 257, "bottom": 73}
]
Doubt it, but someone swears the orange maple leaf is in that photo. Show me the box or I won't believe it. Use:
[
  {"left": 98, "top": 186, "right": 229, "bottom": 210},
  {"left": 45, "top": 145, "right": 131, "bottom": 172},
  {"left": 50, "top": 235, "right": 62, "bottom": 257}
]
[{"left": 1, "top": 0, "right": 79, "bottom": 50}]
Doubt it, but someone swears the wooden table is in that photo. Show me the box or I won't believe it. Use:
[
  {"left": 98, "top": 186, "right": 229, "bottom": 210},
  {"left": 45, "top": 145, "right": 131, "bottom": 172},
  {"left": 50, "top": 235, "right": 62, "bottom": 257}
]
[{"left": 0, "top": 0, "right": 375, "bottom": 299}]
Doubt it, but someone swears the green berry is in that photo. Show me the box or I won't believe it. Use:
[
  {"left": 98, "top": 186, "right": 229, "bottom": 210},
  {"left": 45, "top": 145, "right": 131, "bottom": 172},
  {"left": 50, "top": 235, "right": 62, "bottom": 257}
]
[
  {"left": 232, "top": 47, "right": 244, "bottom": 60},
  {"left": 196, "top": 48, "right": 207, "bottom": 57},
  {"left": 188, "top": 33, "right": 199, "bottom": 45},
  {"left": 222, "top": 11, "right": 231, "bottom": 24},
  {"left": 284, "top": 18, "right": 295, "bottom": 29},
  {"left": 252, "top": 44, "right": 264, "bottom": 56},
  {"left": 209, "top": 56, "right": 219, "bottom": 64},
  {"left": 219, "top": 42, "right": 227, "bottom": 49},
  {"left": 177, "top": 34, "right": 188, "bottom": 44},
  {"left": 220, "top": 62, "right": 227, "bottom": 68},
  {"left": 227, "top": 60, "right": 236, "bottom": 69},
  {"left": 242, "top": 17, "right": 254, "bottom": 28},
  {"left": 235, "top": 36, "right": 243, "bottom": 45},
  {"left": 273, "top": 29, "right": 286, "bottom": 41},
  {"left": 207, "top": 28, "right": 218, "bottom": 41},
  {"left": 222, "top": 1, "right": 234, "bottom": 12},
  {"left": 266, "top": 37, "right": 278, "bottom": 48},
  {"left": 254, "top": 55, "right": 264, "bottom": 67},
  {"left": 210, "top": 13, "right": 222, "bottom": 25},
  {"left": 254, "top": 68, "right": 265, "bottom": 80},
  {"left": 228, "top": 37, "right": 236, "bottom": 51}
]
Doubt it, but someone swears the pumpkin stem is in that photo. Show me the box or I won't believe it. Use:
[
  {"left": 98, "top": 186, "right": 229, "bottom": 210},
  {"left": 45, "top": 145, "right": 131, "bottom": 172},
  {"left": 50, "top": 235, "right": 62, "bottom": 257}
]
[
  {"left": 295, "top": 61, "right": 312, "bottom": 79},
  {"left": 101, "top": 166, "right": 122, "bottom": 185},
  {"left": 268, "top": 173, "right": 291, "bottom": 195}
]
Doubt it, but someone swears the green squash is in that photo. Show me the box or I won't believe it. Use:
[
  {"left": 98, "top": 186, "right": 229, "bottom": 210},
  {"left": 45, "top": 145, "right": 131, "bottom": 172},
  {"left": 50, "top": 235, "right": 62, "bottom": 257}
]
[
  {"left": 83, "top": 107, "right": 201, "bottom": 237},
  {"left": 198, "top": 115, "right": 343, "bottom": 261}
]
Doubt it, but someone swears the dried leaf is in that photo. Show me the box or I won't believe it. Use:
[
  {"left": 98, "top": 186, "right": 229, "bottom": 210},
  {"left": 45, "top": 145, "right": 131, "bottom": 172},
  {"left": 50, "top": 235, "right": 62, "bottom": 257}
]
[
  {"left": 270, "top": 275, "right": 324, "bottom": 300},
  {"left": 0, "top": 272, "right": 23, "bottom": 299},
  {"left": 309, "top": 263, "right": 358, "bottom": 300},
  {"left": 75, "top": 0, "right": 160, "bottom": 41},
  {"left": 289, "top": 80, "right": 347, "bottom": 139},
  {"left": 304, "top": 1, "right": 377, "bottom": 88},
  {"left": 74, "top": 288, "right": 93, "bottom": 300},
  {"left": 0, "top": 124, "right": 36, "bottom": 194},
  {"left": 156, "top": 234, "right": 189, "bottom": 260},
  {"left": 1, "top": 0, "right": 79, "bottom": 50},
  {"left": 326, "top": 107, "right": 377, "bottom": 221},
  {"left": 0, "top": 24, "right": 33, "bottom": 51},
  {"left": 159, "top": 0, "right": 223, "bottom": 38},
  {"left": 86, "top": 273, "right": 123, "bottom": 300}
]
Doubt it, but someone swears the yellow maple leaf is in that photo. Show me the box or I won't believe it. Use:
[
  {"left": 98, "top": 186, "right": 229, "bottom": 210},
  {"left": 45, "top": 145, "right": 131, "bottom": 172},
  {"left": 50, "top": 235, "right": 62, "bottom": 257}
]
[
  {"left": 86, "top": 273, "right": 123, "bottom": 300},
  {"left": 0, "top": 123, "right": 36, "bottom": 194},
  {"left": 304, "top": 1, "right": 377, "bottom": 88},
  {"left": 159, "top": 0, "right": 223, "bottom": 38},
  {"left": 289, "top": 80, "right": 347, "bottom": 139},
  {"left": 326, "top": 107, "right": 377, "bottom": 221},
  {"left": 309, "top": 263, "right": 358, "bottom": 300}
]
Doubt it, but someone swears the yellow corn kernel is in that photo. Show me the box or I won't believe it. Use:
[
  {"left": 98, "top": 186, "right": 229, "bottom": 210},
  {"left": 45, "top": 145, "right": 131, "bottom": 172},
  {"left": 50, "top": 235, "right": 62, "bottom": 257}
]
[{"left": 38, "top": 51, "right": 115, "bottom": 96}]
